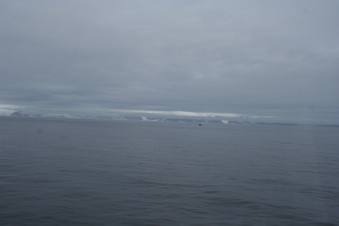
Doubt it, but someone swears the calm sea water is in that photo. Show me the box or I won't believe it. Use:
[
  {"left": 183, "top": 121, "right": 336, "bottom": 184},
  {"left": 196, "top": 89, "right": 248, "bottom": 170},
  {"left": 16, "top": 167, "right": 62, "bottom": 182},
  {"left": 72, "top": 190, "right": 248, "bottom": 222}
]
[{"left": 1, "top": 117, "right": 338, "bottom": 225}]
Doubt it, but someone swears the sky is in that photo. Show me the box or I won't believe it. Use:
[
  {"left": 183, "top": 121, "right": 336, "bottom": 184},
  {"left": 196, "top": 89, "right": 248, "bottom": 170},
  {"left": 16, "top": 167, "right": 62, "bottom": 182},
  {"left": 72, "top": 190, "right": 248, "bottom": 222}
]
[{"left": 1, "top": 0, "right": 339, "bottom": 123}]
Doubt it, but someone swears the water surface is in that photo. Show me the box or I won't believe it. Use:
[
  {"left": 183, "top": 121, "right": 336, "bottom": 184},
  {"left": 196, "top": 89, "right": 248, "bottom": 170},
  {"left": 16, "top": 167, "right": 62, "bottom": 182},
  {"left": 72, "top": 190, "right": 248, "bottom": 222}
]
[{"left": 1, "top": 117, "right": 338, "bottom": 225}]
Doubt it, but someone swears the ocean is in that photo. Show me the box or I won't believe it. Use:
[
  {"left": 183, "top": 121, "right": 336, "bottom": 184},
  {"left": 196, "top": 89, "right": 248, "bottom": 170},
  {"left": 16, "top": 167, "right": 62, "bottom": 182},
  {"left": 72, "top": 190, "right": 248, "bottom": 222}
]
[{"left": 1, "top": 117, "right": 338, "bottom": 225}]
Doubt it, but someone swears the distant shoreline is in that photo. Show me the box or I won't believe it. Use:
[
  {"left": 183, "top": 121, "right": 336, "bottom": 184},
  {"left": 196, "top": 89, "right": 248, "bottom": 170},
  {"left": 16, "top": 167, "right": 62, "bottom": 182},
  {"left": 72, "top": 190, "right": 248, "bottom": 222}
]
[{"left": 1, "top": 115, "right": 338, "bottom": 128}]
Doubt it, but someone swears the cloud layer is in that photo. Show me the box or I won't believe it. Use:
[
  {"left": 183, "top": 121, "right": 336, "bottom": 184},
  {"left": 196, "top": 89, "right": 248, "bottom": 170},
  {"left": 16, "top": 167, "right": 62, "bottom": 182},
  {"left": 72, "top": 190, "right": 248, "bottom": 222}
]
[{"left": 1, "top": 1, "right": 338, "bottom": 122}]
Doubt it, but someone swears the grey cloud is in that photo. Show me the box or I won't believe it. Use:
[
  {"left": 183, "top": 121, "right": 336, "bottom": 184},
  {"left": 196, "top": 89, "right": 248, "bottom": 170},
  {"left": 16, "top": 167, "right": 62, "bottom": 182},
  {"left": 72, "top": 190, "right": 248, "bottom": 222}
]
[{"left": 0, "top": 0, "right": 338, "bottom": 123}]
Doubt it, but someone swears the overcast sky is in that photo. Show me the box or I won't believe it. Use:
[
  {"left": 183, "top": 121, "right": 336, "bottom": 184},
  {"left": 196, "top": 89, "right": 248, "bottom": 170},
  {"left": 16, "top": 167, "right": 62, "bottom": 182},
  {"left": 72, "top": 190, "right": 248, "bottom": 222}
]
[{"left": 1, "top": 0, "right": 338, "bottom": 123}]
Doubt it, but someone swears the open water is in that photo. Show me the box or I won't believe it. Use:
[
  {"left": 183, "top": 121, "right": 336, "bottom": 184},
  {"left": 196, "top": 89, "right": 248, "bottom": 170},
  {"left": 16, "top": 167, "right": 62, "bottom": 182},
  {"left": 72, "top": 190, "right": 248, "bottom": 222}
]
[{"left": 1, "top": 117, "right": 339, "bottom": 225}]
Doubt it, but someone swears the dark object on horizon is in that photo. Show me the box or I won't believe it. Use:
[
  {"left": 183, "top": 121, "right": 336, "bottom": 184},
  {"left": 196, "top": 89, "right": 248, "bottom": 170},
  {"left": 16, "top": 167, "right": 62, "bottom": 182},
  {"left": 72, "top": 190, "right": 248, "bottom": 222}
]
[{"left": 199, "top": 124, "right": 202, "bottom": 126}]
